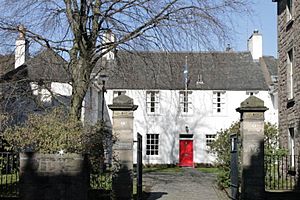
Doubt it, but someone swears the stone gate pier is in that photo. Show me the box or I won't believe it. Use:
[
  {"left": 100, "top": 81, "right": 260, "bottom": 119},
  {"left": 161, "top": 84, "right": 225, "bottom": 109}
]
[
  {"left": 108, "top": 94, "right": 138, "bottom": 200},
  {"left": 236, "top": 96, "right": 268, "bottom": 200}
]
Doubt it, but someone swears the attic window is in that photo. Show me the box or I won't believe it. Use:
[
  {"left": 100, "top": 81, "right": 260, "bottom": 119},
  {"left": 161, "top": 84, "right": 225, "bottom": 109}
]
[{"left": 271, "top": 75, "right": 278, "bottom": 83}]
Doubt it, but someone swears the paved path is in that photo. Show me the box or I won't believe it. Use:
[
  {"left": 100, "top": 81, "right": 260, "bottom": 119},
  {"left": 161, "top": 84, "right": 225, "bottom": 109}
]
[{"left": 143, "top": 168, "right": 229, "bottom": 200}]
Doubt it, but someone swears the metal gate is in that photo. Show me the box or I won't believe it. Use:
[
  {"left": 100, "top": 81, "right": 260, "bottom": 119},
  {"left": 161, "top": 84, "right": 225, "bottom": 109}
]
[
  {"left": 230, "top": 133, "right": 239, "bottom": 200},
  {"left": 0, "top": 152, "right": 19, "bottom": 198},
  {"left": 136, "top": 132, "right": 143, "bottom": 200}
]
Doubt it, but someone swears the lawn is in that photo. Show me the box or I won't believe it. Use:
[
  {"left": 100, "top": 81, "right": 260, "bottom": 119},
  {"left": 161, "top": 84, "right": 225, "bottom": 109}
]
[
  {"left": 196, "top": 167, "right": 221, "bottom": 174},
  {"left": 143, "top": 166, "right": 182, "bottom": 173}
]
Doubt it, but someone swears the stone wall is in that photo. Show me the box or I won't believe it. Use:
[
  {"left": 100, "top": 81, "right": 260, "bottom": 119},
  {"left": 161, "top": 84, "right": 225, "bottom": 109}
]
[
  {"left": 19, "top": 153, "right": 89, "bottom": 200},
  {"left": 277, "top": 0, "right": 300, "bottom": 154}
]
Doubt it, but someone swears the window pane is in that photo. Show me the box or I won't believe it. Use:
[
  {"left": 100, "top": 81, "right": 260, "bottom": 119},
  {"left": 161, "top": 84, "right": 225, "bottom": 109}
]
[{"left": 146, "top": 134, "right": 159, "bottom": 156}]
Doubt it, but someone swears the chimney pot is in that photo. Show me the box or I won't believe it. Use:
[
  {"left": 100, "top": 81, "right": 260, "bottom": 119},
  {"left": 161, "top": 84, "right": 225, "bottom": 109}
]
[
  {"left": 17, "top": 25, "right": 26, "bottom": 39},
  {"left": 226, "top": 43, "right": 233, "bottom": 52}
]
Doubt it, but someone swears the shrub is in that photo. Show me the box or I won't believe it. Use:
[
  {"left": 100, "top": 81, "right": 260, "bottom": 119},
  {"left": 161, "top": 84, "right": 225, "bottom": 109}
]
[
  {"left": 2, "top": 107, "right": 112, "bottom": 171},
  {"left": 209, "top": 121, "right": 284, "bottom": 189},
  {"left": 3, "top": 108, "right": 84, "bottom": 153}
]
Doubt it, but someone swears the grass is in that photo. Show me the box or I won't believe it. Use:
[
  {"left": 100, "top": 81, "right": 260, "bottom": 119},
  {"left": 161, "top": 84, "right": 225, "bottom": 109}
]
[
  {"left": 196, "top": 167, "right": 221, "bottom": 174},
  {"left": 143, "top": 166, "right": 182, "bottom": 173}
]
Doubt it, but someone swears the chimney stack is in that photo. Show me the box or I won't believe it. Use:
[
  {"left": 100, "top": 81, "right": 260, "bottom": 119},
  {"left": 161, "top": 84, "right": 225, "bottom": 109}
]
[
  {"left": 15, "top": 25, "right": 29, "bottom": 69},
  {"left": 247, "top": 29, "right": 262, "bottom": 61},
  {"left": 102, "top": 29, "right": 115, "bottom": 61}
]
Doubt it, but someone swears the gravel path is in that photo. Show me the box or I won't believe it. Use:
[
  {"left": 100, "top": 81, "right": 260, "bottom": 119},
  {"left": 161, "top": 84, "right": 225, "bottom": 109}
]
[{"left": 143, "top": 168, "right": 229, "bottom": 200}]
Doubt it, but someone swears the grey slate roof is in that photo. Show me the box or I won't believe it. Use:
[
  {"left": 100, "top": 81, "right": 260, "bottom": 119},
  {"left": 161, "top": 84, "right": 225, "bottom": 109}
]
[
  {"left": 261, "top": 56, "right": 278, "bottom": 76},
  {"left": 106, "top": 51, "right": 269, "bottom": 90},
  {"left": 0, "top": 54, "right": 14, "bottom": 76},
  {"left": 26, "top": 49, "right": 70, "bottom": 82},
  {"left": 0, "top": 49, "right": 70, "bottom": 83}
]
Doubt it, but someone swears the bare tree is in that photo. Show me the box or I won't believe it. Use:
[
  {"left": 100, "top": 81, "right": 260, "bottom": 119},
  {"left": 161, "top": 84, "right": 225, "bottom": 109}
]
[{"left": 0, "top": 0, "right": 250, "bottom": 120}]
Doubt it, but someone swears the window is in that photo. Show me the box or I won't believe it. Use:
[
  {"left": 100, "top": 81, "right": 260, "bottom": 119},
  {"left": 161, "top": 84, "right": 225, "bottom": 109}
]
[
  {"left": 206, "top": 134, "right": 216, "bottom": 148},
  {"left": 289, "top": 128, "right": 295, "bottom": 168},
  {"left": 287, "top": 0, "right": 293, "bottom": 22},
  {"left": 179, "top": 91, "right": 192, "bottom": 113},
  {"left": 246, "top": 91, "right": 259, "bottom": 96},
  {"left": 287, "top": 49, "right": 294, "bottom": 100},
  {"left": 37, "top": 82, "right": 52, "bottom": 104},
  {"left": 213, "top": 91, "right": 226, "bottom": 114},
  {"left": 146, "top": 134, "right": 159, "bottom": 156},
  {"left": 146, "top": 91, "right": 160, "bottom": 114},
  {"left": 113, "top": 90, "right": 126, "bottom": 98}
]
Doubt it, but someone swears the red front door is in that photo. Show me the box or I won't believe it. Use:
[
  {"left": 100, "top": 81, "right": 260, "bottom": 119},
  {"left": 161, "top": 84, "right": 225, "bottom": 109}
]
[{"left": 179, "top": 140, "right": 194, "bottom": 167}]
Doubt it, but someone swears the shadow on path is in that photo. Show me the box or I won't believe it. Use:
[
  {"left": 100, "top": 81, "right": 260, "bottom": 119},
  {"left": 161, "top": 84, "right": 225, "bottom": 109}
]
[{"left": 145, "top": 192, "right": 168, "bottom": 200}]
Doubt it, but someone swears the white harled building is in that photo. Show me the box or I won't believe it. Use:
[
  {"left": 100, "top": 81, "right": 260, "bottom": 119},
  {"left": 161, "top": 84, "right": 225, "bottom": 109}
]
[{"left": 103, "top": 31, "right": 278, "bottom": 165}]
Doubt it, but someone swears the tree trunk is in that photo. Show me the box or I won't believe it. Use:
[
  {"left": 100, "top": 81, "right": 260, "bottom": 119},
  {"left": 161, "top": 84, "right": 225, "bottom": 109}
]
[{"left": 69, "top": 58, "right": 92, "bottom": 120}]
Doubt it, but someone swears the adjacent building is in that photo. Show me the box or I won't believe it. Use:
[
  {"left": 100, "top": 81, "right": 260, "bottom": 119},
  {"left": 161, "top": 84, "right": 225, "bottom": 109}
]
[
  {"left": 273, "top": 0, "right": 299, "bottom": 163},
  {"left": 0, "top": 27, "right": 108, "bottom": 126}
]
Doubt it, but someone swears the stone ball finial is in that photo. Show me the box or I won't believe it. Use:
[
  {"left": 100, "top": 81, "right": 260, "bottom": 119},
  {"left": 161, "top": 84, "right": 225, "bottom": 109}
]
[{"left": 17, "top": 25, "right": 26, "bottom": 39}]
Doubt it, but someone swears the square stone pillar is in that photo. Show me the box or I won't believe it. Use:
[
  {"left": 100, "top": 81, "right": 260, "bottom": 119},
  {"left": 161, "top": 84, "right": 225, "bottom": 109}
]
[
  {"left": 108, "top": 94, "right": 138, "bottom": 200},
  {"left": 236, "top": 96, "right": 268, "bottom": 200}
]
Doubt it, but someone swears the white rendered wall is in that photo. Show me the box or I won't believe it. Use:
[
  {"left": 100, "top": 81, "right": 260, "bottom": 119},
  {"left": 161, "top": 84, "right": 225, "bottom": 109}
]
[
  {"left": 30, "top": 82, "right": 72, "bottom": 103},
  {"left": 51, "top": 82, "right": 72, "bottom": 96},
  {"left": 105, "top": 90, "right": 278, "bottom": 165}
]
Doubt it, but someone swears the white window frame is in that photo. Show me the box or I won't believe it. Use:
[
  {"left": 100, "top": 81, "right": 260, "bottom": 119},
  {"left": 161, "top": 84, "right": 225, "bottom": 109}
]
[
  {"left": 289, "top": 128, "right": 295, "bottom": 168},
  {"left": 146, "top": 91, "right": 160, "bottom": 114},
  {"left": 206, "top": 134, "right": 216, "bottom": 148},
  {"left": 179, "top": 91, "right": 193, "bottom": 114},
  {"left": 113, "top": 90, "right": 126, "bottom": 99},
  {"left": 287, "top": 49, "right": 294, "bottom": 100},
  {"left": 286, "top": 0, "right": 293, "bottom": 22},
  {"left": 213, "top": 91, "right": 226, "bottom": 114},
  {"left": 146, "top": 133, "right": 159, "bottom": 156}
]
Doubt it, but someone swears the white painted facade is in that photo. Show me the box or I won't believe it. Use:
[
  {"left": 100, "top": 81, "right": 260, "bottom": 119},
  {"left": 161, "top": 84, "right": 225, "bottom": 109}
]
[{"left": 105, "top": 89, "right": 278, "bottom": 165}]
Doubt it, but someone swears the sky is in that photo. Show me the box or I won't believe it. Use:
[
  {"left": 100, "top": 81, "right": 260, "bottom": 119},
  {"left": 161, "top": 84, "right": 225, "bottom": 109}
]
[{"left": 233, "top": 0, "right": 277, "bottom": 58}]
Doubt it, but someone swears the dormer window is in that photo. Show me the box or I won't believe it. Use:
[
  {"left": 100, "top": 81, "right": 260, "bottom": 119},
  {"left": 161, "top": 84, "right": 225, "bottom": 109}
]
[{"left": 271, "top": 75, "right": 278, "bottom": 83}]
